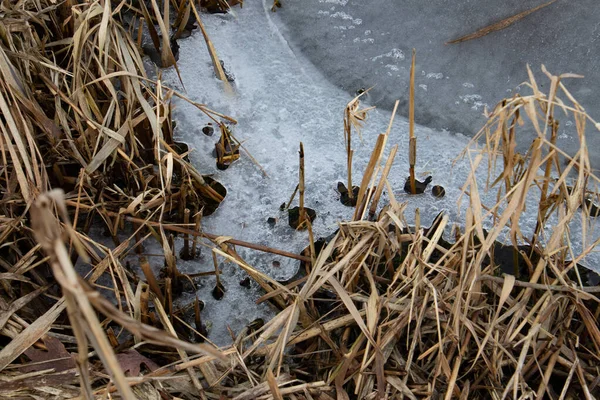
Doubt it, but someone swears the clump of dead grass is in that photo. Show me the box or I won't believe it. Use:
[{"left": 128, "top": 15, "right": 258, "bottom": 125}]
[{"left": 0, "top": 0, "right": 234, "bottom": 397}]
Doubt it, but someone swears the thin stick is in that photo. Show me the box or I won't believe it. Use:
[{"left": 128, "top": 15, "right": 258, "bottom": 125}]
[
  {"left": 231, "top": 133, "right": 269, "bottom": 178},
  {"left": 479, "top": 274, "right": 600, "bottom": 293},
  {"left": 368, "top": 145, "right": 398, "bottom": 220},
  {"left": 166, "top": 234, "right": 177, "bottom": 281},
  {"left": 136, "top": 17, "right": 144, "bottom": 50},
  {"left": 165, "top": 277, "right": 173, "bottom": 322},
  {"left": 409, "top": 48, "right": 417, "bottom": 194},
  {"left": 298, "top": 142, "right": 307, "bottom": 229},
  {"left": 212, "top": 251, "right": 220, "bottom": 287},
  {"left": 190, "top": 210, "right": 202, "bottom": 258},
  {"left": 194, "top": 297, "right": 206, "bottom": 342},
  {"left": 345, "top": 106, "right": 353, "bottom": 199},
  {"left": 446, "top": 0, "right": 557, "bottom": 45},
  {"left": 353, "top": 134, "right": 386, "bottom": 220},
  {"left": 179, "top": 182, "right": 187, "bottom": 219},
  {"left": 64, "top": 200, "right": 311, "bottom": 262},
  {"left": 285, "top": 184, "right": 299, "bottom": 210},
  {"left": 182, "top": 208, "right": 190, "bottom": 258},
  {"left": 142, "top": 218, "right": 312, "bottom": 262},
  {"left": 306, "top": 219, "right": 316, "bottom": 268}
]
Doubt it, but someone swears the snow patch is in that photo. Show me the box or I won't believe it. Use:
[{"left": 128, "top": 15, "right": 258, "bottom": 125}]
[
  {"left": 330, "top": 11, "right": 362, "bottom": 25},
  {"left": 426, "top": 72, "right": 444, "bottom": 79},
  {"left": 319, "top": 0, "right": 348, "bottom": 5},
  {"left": 460, "top": 94, "right": 488, "bottom": 111},
  {"left": 371, "top": 48, "right": 405, "bottom": 62}
]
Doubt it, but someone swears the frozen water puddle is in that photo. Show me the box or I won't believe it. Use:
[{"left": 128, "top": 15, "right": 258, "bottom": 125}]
[{"left": 160, "top": 1, "right": 600, "bottom": 346}]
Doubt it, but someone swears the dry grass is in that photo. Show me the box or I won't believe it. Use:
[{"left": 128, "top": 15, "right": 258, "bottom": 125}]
[
  {"left": 1, "top": 1, "right": 599, "bottom": 399},
  {"left": 446, "top": 0, "right": 558, "bottom": 45}
]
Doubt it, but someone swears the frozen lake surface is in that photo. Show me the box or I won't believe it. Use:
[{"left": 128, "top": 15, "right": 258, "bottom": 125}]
[
  {"left": 276, "top": 0, "right": 600, "bottom": 167},
  {"left": 161, "top": 0, "right": 600, "bottom": 345}
]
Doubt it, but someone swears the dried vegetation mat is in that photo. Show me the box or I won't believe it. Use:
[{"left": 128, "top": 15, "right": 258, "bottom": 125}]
[{"left": 1, "top": 0, "right": 600, "bottom": 399}]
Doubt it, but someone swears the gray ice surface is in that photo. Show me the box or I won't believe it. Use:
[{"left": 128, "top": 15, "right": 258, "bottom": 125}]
[
  {"left": 275, "top": 0, "right": 600, "bottom": 167},
  {"left": 158, "top": 0, "right": 600, "bottom": 346}
]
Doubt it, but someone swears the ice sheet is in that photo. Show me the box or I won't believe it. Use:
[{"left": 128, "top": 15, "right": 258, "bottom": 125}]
[{"left": 275, "top": 0, "right": 600, "bottom": 168}]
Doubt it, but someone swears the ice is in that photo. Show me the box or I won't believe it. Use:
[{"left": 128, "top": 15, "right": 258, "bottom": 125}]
[
  {"left": 275, "top": 0, "right": 600, "bottom": 167},
  {"left": 158, "top": 0, "right": 600, "bottom": 345},
  {"left": 426, "top": 73, "right": 444, "bottom": 80},
  {"left": 372, "top": 48, "right": 405, "bottom": 62}
]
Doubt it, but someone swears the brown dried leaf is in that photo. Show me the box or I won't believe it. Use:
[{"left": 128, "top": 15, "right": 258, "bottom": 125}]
[
  {"left": 116, "top": 349, "right": 160, "bottom": 377},
  {"left": 22, "top": 336, "right": 76, "bottom": 373}
]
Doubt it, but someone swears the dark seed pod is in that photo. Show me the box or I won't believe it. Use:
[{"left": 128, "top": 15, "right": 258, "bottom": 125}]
[
  {"left": 432, "top": 185, "right": 445, "bottom": 198},
  {"left": 267, "top": 217, "right": 276, "bottom": 227}
]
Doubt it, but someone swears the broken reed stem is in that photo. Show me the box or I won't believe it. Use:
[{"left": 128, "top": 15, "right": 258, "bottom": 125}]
[
  {"left": 353, "top": 132, "right": 388, "bottom": 221},
  {"left": 166, "top": 234, "right": 177, "bottom": 279},
  {"left": 161, "top": 0, "right": 171, "bottom": 67},
  {"left": 368, "top": 144, "right": 398, "bottom": 220},
  {"left": 212, "top": 250, "right": 221, "bottom": 287},
  {"left": 306, "top": 219, "right": 316, "bottom": 268},
  {"left": 111, "top": 213, "right": 121, "bottom": 247},
  {"left": 182, "top": 208, "right": 190, "bottom": 258},
  {"left": 532, "top": 118, "right": 559, "bottom": 249},
  {"left": 179, "top": 182, "right": 188, "bottom": 218},
  {"left": 137, "top": 17, "right": 144, "bottom": 50},
  {"left": 409, "top": 48, "right": 417, "bottom": 194},
  {"left": 285, "top": 184, "right": 299, "bottom": 210},
  {"left": 140, "top": 256, "right": 165, "bottom": 305},
  {"left": 173, "top": 0, "right": 190, "bottom": 40},
  {"left": 298, "top": 142, "right": 307, "bottom": 229},
  {"left": 191, "top": 210, "right": 202, "bottom": 257},
  {"left": 345, "top": 106, "right": 354, "bottom": 199},
  {"left": 194, "top": 297, "right": 205, "bottom": 342},
  {"left": 355, "top": 136, "right": 385, "bottom": 219},
  {"left": 165, "top": 277, "right": 173, "bottom": 321},
  {"left": 446, "top": 0, "right": 557, "bottom": 45}
]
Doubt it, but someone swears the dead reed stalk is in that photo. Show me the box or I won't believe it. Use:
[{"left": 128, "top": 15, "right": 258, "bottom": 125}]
[{"left": 408, "top": 48, "right": 417, "bottom": 194}]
